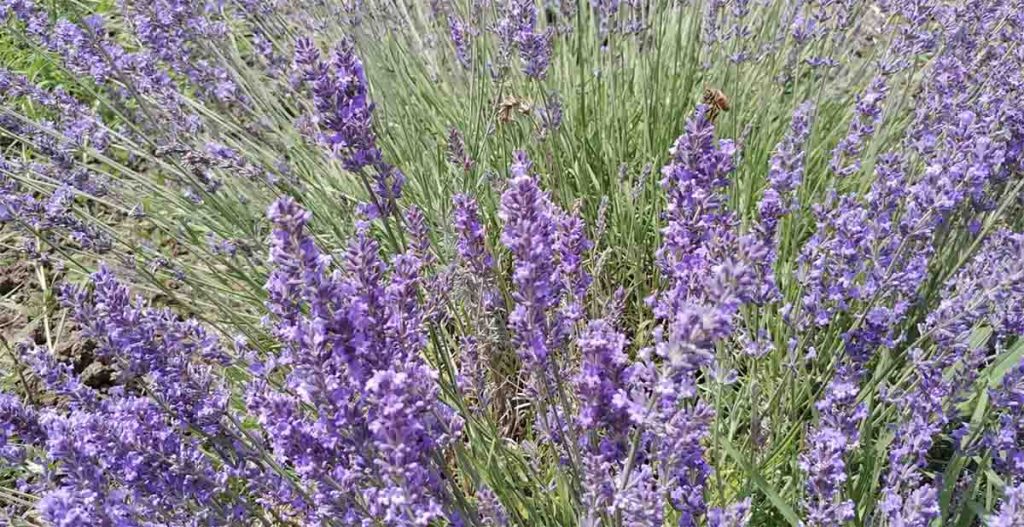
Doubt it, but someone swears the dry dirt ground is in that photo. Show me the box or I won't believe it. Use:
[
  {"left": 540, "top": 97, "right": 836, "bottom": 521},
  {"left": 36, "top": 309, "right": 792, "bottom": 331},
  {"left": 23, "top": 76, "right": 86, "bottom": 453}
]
[{"left": 0, "top": 232, "right": 112, "bottom": 397}]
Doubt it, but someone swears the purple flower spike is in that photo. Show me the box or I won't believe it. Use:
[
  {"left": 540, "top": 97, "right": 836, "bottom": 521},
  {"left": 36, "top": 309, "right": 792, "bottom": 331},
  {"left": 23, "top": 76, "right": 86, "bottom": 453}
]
[
  {"left": 708, "top": 498, "right": 752, "bottom": 527},
  {"left": 878, "top": 352, "right": 947, "bottom": 527},
  {"left": 576, "top": 320, "right": 632, "bottom": 455},
  {"left": 988, "top": 356, "right": 1024, "bottom": 485},
  {"left": 654, "top": 105, "right": 749, "bottom": 362},
  {"left": 496, "top": 0, "right": 553, "bottom": 79},
  {"left": 454, "top": 194, "right": 495, "bottom": 277},
  {"left": 258, "top": 196, "right": 457, "bottom": 524},
  {"left": 499, "top": 150, "right": 560, "bottom": 369},
  {"left": 0, "top": 392, "right": 44, "bottom": 464},
  {"left": 753, "top": 101, "right": 815, "bottom": 303},
  {"left": 800, "top": 366, "right": 866, "bottom": 527},
  {"left": 760, "top": 101, "right": 814, "bottom": 237},
  {"left": 476, "top": 485, "right": 509, "bottom": 526},
  {"left": 295, "top": 37, "right": 381, "bottom": 171},
  {"left": 295, "top": 37, "right": 405, "bottom": 216},
  {"left": 448, "top": 14, "right": 472, "bottom": 68},
  {"left": 447, "top": 127, "right": 475, "bottom": 171},
  {"left": 831, "top": 76, "right": 888, "bottom": 178},
  {"left": 642, "top": 105, "right": 749, "bottom": 526},
  {"left": 988, "top": 483, "right": 1024, "bottom": 527}
]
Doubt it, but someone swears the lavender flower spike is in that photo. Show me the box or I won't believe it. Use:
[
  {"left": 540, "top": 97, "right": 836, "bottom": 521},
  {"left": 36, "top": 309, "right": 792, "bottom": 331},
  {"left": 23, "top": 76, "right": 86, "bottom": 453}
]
[
  {"left": 448, "top": 14, "right": 472, "bottom": 69},
  {"left": 258, "top": 196, "right": 457, "bottom": 523},
  {"left": 754, "top": 101, "right": 815, "bottom": 302},
  {"left": 0, "top": 392, "right": 44, "bottom": 464},
  {"left": 800, "top": 366, "right": 866, "bottom": 526},
  {"left": 648, "top": 105, "right": 748, "bottom": 526},
  {"left": 831, "top": 76, "right": 888, "bottom": 177},
  {"left": 501, "top": 0, "right": 553, "bottom": 79},
  {"left": 454, "top": 193, "right": 495, "bottom": 277},
  {"left": 576, "top": 319, "right": 632, "bottom": 455},
  {"left": 760, "top": 101, "right": 815, "bottom": 238},
  {"left": 499, "top": 150, "right": 560, "bottom": 369},
  {"left": 988, "top": 483, "right": 1024, "bottom": 527},
  {"left": 294, "top": 36, "right": 381, "bottom": 170},
  {"left": 878, "top": 353, "right": 947, "bottom": 527},
  {"left": 708, "top": 498, "right": 752, "bottom": 527}
]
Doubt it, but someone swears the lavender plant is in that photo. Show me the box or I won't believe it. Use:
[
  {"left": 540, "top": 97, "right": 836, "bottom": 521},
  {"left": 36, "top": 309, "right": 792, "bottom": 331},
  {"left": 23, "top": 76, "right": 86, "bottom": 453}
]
[{"left": 2, "top": 0, "right": 1024, "bottom": 526}]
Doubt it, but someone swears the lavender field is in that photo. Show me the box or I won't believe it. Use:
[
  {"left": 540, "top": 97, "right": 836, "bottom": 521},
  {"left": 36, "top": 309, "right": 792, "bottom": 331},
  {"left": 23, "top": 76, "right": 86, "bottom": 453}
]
[{"left": 1, "top": 0, "right": 1023, "bottom": 525}]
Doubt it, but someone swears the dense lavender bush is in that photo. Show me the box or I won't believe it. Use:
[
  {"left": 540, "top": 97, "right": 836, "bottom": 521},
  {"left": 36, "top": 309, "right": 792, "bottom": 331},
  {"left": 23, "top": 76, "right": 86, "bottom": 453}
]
[{"left": 2, "top": 0, "right": 1024, "bottom": 526}]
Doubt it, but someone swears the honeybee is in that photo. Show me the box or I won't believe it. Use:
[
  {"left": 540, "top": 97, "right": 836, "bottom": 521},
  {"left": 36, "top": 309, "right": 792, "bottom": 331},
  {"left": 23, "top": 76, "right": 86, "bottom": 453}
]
[
  {"left": 496, "top": 94, "right": 532, "bottom": 123},
  {"left": 703, "top": 87, "right": 730, "bottom": 122}
]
